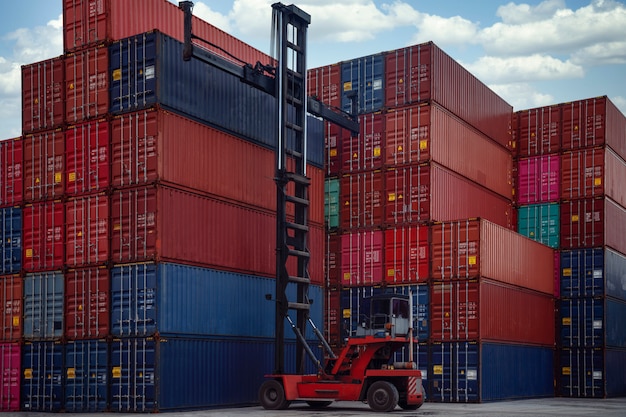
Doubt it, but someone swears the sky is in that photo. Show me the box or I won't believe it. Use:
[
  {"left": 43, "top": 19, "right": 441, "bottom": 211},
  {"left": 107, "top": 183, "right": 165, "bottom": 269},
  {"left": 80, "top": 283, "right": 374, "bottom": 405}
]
[{"left": 0, "top": 0, "right": 624, "bottom": 139}]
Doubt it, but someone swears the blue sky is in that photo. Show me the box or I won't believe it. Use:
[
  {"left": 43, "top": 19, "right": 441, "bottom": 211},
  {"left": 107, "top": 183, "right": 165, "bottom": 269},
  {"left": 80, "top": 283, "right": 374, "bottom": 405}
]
[{"left": 0, "top": 0, "right": 624, "bottom": 139}]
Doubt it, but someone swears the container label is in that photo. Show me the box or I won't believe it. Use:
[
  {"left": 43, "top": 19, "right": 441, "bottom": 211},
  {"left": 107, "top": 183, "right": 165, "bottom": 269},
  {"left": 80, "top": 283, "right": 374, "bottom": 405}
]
[
  {"left": 329, "top": 148, "right": 337, "bottom": 157},
  {"left": 593, "top": 320, "right": 602, "bottom": 329},
  {"left": 419, "top": 140, "right": 428, "bottom": 151},
  {"left": 112, "top": 366, "right": 121, "bottom": 378},
  {"left": 25, "top": 248, "right": 33, "bottom": 258},
  {"left": 112, "top": 69, "right": 121, "bottom": 82},
  {"left": 372, "top": 79, "right": 382, "bottom": 90},
  {"left": 562, "top": 367, "right": 571, "bottom": 375},
  {"left": 374, "top": 146, "right": 381, "bottom": 157},
  {"left": 388, "top": 192, "right": 396, "bottom": 202},
  {"left": 468, "top": 256, "right": 477, "bottom": 265},
  {"left": 562, "top": 317, "right": 571, "bottom": 325},
  {"left": 571, "top": 214, "right": 579, "bottom": 222},
  {"left": 343, "top": 81, "right": 353, "bottom": 92},
  {"left": 54, "top": 172, "right": 62, "bottom": 183},
  {"left": 343, "top": 272, "right": 351, "bottom": 281},
  {"left": 562, "top": 268, "right": 572, "bottom": 277},
  {"left": 387, "top": 268, "right": 395, "bottom": 277},
  {"left": 145, "top": 65, "right": 155, "bottom": 80},
  {"left": 593, "top": 270, "right": 602, "bottom": 279},
  {"left": 466, "top": 369, "right": 477, "bottom": 380},
  {"left": 342, "top": 308, "right": 351, "bottom": 319},
  {"left": 433, "top": 365, "right": 443, "bottom": 375},
  {"left": 24, "top": 368, "right": 32, "bottom": 379},
  {"left": 12, "top": 316, "right": 19, "bottom": 327},
  {"left": 593, "top": 371, "right": 602, "bottom": 380},
  {"left": 67, "top": 368, "right": 76, "bottom": 379},
  {"left": 594, "top": 178, "right": 601, "bottom": 186},
  {"left": 68, "top": 172, "right": 76, "bottom": 183}
]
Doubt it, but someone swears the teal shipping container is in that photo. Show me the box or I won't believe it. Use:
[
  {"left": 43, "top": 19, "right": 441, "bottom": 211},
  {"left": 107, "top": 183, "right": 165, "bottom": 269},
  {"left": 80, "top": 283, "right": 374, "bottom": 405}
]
[
  {"left": 324, "top": 178, "right": 340, "bottom": 229},
  {"left": 23, "top": 272, "right": 64, "bottom": 340},
  {"left": 517, "top": 203, "right": 560, "bottom": 248}
]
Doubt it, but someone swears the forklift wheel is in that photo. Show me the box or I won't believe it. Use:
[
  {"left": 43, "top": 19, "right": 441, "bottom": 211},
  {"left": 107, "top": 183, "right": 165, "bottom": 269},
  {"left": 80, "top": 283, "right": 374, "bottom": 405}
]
[
  {"left": 259, "top": 380, "right": 291, "bottom": 410},
  {"left": 306, "top": 400, "right": 332, "bottom": 409},
  {"left": 367, "top": 381, "right": 399, "bottom": 412},
  {"left": 399, "top": 384, "right": 425, "bottom": 410}
]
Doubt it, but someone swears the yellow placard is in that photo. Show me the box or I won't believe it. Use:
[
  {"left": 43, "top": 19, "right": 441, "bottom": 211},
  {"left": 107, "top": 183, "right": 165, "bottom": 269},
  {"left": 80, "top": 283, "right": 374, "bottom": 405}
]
[
  {"left": 594, "top": 178, "right": 602, "bottom": 186},
  {"left": 387, "top": 268, "right": 395, "bottom": 277},
  {"left": 562, "top": 367, "right": 571, "bottom": 375},
  {"left": 562, "top": 268, "right": 572, "bottom": 277},
  {"left": 68, "top": 172, "right": 76, "bottom": 183},
  {"left": 329, "top": 148, "right": 337, "bottom": 157},
  {"left": 388, "top": 192, "right": 396, "bottom": 202},
  {"left": 562, "top": 317, "right": 571, "bottom": 325},
  {"left": 12, "top": 316, "right": 19, "bottom": 327},
  {"left": 433, "top": 365, "right": 443, "bottom": 375},
  {"left": 54, "top": 172, "right": 62, "bottom": 184},
  {"left": 373, "top": 146, "right": 381, "bottom": 157},
  {"left": 112, "top": 69, "right": 122, "bottom": 81},
  {"left": 25, "top": 248, "right": 33, "bottom": 258},
  {"left": 67, "top": 368, "right": 76, "bottom": 379},
  {"left": 468, "top": 256, "right": 477, "bottom": 265},
  {"left": 571, "top": 215, "right": 579, "bottom": 222},
  {"left": 112, "top": 367, "right": 122, "bottom": 378},
  {"left": 343, "top": 81, "right": 352, "bottom": 92},
  {"left": 342, "top": 308, "right": 351, "bottom": 319},
  {"left": 24, "top": 369, "right": 33, "bottom": 379},
  {"left": 343, "top": 272, "right": 351, "bottom": 281},
  {"left": 419, "top": 140, "right": 428, "bottom": 151}
]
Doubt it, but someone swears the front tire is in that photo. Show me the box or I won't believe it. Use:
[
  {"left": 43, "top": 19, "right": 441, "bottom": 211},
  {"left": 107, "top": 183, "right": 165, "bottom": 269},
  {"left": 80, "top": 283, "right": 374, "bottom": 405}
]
[
  {"left": 259, "top": 380, "right": 291, "bottom": 410},
  {"left": 367, "top": 381, "right": 399, "bottom": 412}
]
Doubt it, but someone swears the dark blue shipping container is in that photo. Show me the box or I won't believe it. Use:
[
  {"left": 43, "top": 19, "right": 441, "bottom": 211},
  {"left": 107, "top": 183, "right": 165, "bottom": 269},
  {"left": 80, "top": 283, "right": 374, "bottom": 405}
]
[
  {"left": 21, "top": 341, "right": 64, "bottom": 412},
  {"left": 393, "top": 342, "right": 430, "bottom": 398},
  {"left": 560, "top": 296, "right": 626, "bottom": 348},
  {"left": 605, "top": 347, "right": 626, "bottom": 397},
  {"left": 387, "top": 284, "right": 430, "bottom": 340},
  {"left": 0, "top": 207, "right": 21, "bottom": 274},
  {"left": 605, "top": 248, "right": 626, "bottom": 302},
  {"left": 110, "top": 262, "right": 323, "bottom": 339},
  {"left": 560, "top": 248, "right": 604, "bottom": 298},
  {"left": 431, "top": 342, "right": 554, "bottom": 402},
  {"left": 341, "top": 54, "right": 385, "bottom": 115},
  {"left": 64, "top": 340, "right": 108, "bottom": 412},
  {"left": 559, "top": 347, "right": 604, "bottom": 397}
]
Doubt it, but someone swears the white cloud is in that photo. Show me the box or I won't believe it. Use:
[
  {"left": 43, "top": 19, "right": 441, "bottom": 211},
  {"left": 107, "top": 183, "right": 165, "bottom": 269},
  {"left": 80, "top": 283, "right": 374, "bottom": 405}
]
[
  {"left": 4, "top": 14, "right": 62, "bottom": 63},
  {"left": 464, "top": 54, "right": 584, "bottom": 84},
  {"left": 571, "top": 41, "right": 626, "bottom": 66},
  {"left": 192, "top": 2, "right": 232, "bottom": 33},
  {"left": 407, "top": 14, "right": 479, "bottom": 47},
  {"left": 496, "top": 0, "right": 566, "bottom": 24},
  {"left": 490, "top": 82, "right": 555, "bottom": 111}
]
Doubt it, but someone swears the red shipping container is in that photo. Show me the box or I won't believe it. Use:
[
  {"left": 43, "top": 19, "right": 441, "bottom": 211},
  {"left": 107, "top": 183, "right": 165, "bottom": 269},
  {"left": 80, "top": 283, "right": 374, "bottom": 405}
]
[
  {"left": 324, "top": 122, "right": 343, "bottom": 176},
  {"left": 562, "top": 96, "right": 626, "bottom": 160},
  {"left": 516, "top": 154, "right": 560, "bottom": 205},
  {"left": 0, "top": 342, "right": 20, "bottom": 411},
  {"left": 65, "top": 267, "right": 109, "bottom": 339},
  {"left": 385, "top": 163, "right": 515, "bottom": 229},
  {"left": 23, "top": 129, "right": 65, "bottom": 202},
  {"left": 385, "top": 103, "right": 513, "bottom": 199},
  {"left": 0, "top": 138, "right": 23, "bottom": 208},
  {"left": 23, "top": 201, "right": 65, "bottom": 272},
  {"left": 65, "top": 119, "right": 110, "bottom": 196},
  {"left": 21, "top": 57, "right": 65, "bottom": 134},
  {"left": 431, "top": 218, "right": 554, "bottom": 295},
  {"left": 340, "top": 230, "right": 384, "bottom": 287},
  {"left": 340, "top": 171, "right": 384, "bottom": 230},
  {"left": 65, "top": 193, "right": 109, "bottom": 267},
  {"left": 340, "top": 112, "right": 384, "bottom": 173},
  {"left": 385, "top": 43, "right": 513, "bottom": 149},
  {"left": 515, "top": 105, "right": 561, "bottom": 157},
  {"left": 325, "top": 288, "right": 342, "bottom": 347},
  {"left": 326, "top": 233, "right": 341, "bottom": 289},
  {"left": 0, "top": 275, "right": 22, "bottom": 342},
  {"left": 307, "top": 64, "right": 341, "bottom": 111},
  {"left": 384, "top": 224, "right": 429, "bottom": 284},
  {"left": 430, "top": 279, "right": 555, "bottom": 346},
  {"left": 65, "top": 44, "right": 109, "bottom": 123}
]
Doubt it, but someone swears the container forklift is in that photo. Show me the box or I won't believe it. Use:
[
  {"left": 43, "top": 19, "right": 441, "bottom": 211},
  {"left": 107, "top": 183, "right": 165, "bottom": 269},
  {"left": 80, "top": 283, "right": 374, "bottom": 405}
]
[{"left": 179, "top": 2, "right": 424, "bottom": 412}]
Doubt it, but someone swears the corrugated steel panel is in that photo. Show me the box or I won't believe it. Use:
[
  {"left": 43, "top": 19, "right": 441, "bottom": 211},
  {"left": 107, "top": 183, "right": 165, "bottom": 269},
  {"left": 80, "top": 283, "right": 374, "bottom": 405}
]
[
  {"left": 432, "top": 218, "right": 554, "bottom": 294},
  {"left": 21, "top": 341, "right": 64, "bottom": 411},
  {"left": 65, "top": 120, "right": 110, "bottom": 196},
  {"left": 0, "top": 138, "right": 23, "bottom": 208},
  {"left": 341, "top": 54, "right": 385, "bottom": 115},
  {"left": 65, "top": 194, "right": 109, "bottom": 267},
  {"left": 64, "top": 45, "right": 109, "bottom": 123},
  {"left": 340, "top": 170, "right": 384, "bottom": 229},
  {"left": 340, "top": 112, "right": 384, "bottom": 173},
  {"left": 0, "top": 208, "right": 22, "bottom": 274},
  {"left": 560, "top": 296, "right": 626, "bottom": 348},
  {"left": 307, "top": 64, "right": 341, "bottom": 111},
  {"left": 0, "top": 342, "right": 20, "bottom": 411},
  {"left": 605, "top": 248, "right": 626, "bottom": 302},
  {"left": 23, "top": 272, "right": 64, "bottom": 340},
  {"left": 64, "top": 340, "right": 108, "bottom": 411},
  {"left": 340, "top": 230, "right": 384, "bottom": 287},
  {"left": 559, "top": 347, "right": 604, "bottom": 397},
  {"left": 605, "top": 347, "right": 626, "bottom": 397},
  {"left": 515, "top": 105, "right": 561, "bottom": 157},
  {"left": 0, "top": 275, "right": 22, "bottom": 341},
  {"left": 516, "top": 155, "right": 560, "bottom": 204},
  {"left": 384, "top": 224, "right": 429, "bottom": 284},
  {"left": 385, "top": 43, "right": 513, "bottom": 149},
  {"left": 560, "top": 248, "right": 605, "bottom": 299},
  {"left": 23, "top": 129, "right": 65, "bottom": 202},
  {"left": 517, "top": 203, "right": 560, "bottom": 248},
  {"left": 324, "top": 122, "right": 342, "bottom": 176},
  {"left": 325, "top": 289, "right": 341, "bottom": 346},
  {"left": 65, "top": 267, "right": 109, "bottom": 340},
  {"left": 23, "top": 201, "right": 65, "bottom": 272},
  {"left": 326, "top": 233, "right": 341, "bottom": 288},
  {"left": 21, "top": 57, "right": 65, "bottom": 134},
  {"left": 324, "top": 178, "right": 340, "bottom": 229}
]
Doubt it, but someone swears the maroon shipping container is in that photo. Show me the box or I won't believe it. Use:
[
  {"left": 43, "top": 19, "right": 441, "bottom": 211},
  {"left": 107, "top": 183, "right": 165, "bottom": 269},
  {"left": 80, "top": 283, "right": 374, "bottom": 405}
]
[
  {"left": 516, "top": 154, "right": 560, "bottom": 205},
  {"left": 0, "top": 275, "right": 22, "bottom": 342},
  {"left": 385, "top": 163, "right": 515, "bottom": 229},
  {"left": 430, "top": 279, "right": 555, "bottom": 346},
  {"left": 431, "top": 218, "right": 554, "bottom": 295},
  {"left": 23, "top": 129, "right": 65, "bottom": 202},
  {"left": 23, "top": 201, "right": 65, "bottom": 272},
  {"left": 385, "top": 103, "right": 513, "bottom": 199},
  {"left": 65, "top": 267, "right": 109, "bottom": 340},
  {"left": 515, "top": 105, "right": 561, "bottom": 157},
  {"left": 340, "top": 170, "right": 384, "bottom": 230},
  {"left": 326, "top": 233, "right": 341, "bottom": 288},
  {"left": 307, "top": 64, "right": 342, "bottom": 111},
  {"left": 0, "top": 138, "right": 23, "bottom": 208},
  {"left": 324, "top": 122, "right": 343, "bottom": 177},
  {"left": 561, "top": 96, "right": 626, "bottom": 160},
  {"left": 340, "top": 112, "right": 384, "bottom": 173},
  {"left": 65, "top": 193, "right": 109, "bottom": 267},
  {"left": 65, "top": 119, "right": 110, "bottom": 196},
  {"left": 65, "top": 44, "right": 109, "bottom": 123},
  {"left": 385, "top": 43, "right": 513, "bottom": 148},
  {"left": 384, "top": 224, "right": 430, "bottom": 285},
  {"left": 21, "top": 57, "right": 65, "bottom": 134},
  {"left": 340, "top": 230, "right": 384, "bottom": 287},
  {"left": 325, "top": 288, "right": 342, "bottom": 347}
]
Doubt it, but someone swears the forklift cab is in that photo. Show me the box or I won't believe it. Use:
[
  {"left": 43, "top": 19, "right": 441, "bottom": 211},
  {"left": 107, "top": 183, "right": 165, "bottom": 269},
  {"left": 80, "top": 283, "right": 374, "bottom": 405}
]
[{"left": 355, "top": 294, "right": 411, "bottom": 338}]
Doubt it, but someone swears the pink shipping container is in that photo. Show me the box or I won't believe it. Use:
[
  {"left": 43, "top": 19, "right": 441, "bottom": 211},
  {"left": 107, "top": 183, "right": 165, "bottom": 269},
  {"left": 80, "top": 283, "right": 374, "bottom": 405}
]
[
  {"left": 0, "top": 138, "right": 23, "bottom": 208},
  {"left": 0, "top": 342, "right": 20, "bottom": 411},
  {"left": 65, "top": 193, "right": 109, "bottom": 267},
  {"left": 385, "top": 42, "right": 513, "bottom": 149},
  {"left": 385, "top": 163, "right": 515, "bottom": 229},
  {"left": 516, "top": 154, "right": 560, "bottom": 205},
  {"left": 384, "top": 224, "right": 430, "bottom": 284},
  {"left": 385, "top": 103, "right": 513, "bottom": 199},
  {"left": 515, "top": 105, "right": 561, "bottom": 157},
  {"left": 65, "top": 119, "right": 110, "bottom": 196},
  {"left": 23, "top": 129, "right": 65, "bottom": 202},
  {"left": 0, "top": 275, "right": 22, "bottom": 342},
  {"left": 64, "top": 44, "right": 109, "bottom": 123},
  {"left": 340, "top": 230, "right": 384, "bottom": 287},
  {"left": 23, "top": 201, "right": 65, "bottom": 272},
  {"left": 340, "top": 112, "right": 384, "bottom": 173},
  {"left": 430, "top": 279, "right": 555, "bottom": 346},
  {"left": 431, "top": 218, "right": 554, "bottom": 295},
  {"left": 65, "top": 267, "right": 109, "bottom": 340},
  {"left": 340, "top": 170, "right": 384, "bottom": 230},
  {"left": 21, "top": 57, "right": 65, "bottom": 134},
  {"left": 307, "top": 64, "right": 342, "bottom": 112}
]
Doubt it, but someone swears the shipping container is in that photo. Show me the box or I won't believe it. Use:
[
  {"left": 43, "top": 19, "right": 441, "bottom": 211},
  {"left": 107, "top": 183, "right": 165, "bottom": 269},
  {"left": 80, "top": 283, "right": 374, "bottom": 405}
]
[
  {"left": 516, "top": 154, "right": 560, "bottom": 204},
  {"left": 559, "top": 296, "right": 626, "bottom": 348},
  {"left": 384, "top": 224, "right": 430, "bottom": 284},
  {"left": 325, "top": 233, "right": 341, "bottom": 288},
  {"left": 65, "top": 44, "right": 109, "bottom": 123},
  {"left": 65, "top": 267, "right": 109, "bottom": 340},
  {"left": 431, "top": 218, "right": 554, "bottom": 294},
  {"left": 0, "top": 275, "right": 22, "bottom": 342},
  {"left": 384, "top": 43, "right": 513, "bottom": 148},
  {"left": 385, "top": 163, "right": 515, "bottom": 229},
  {"left": 307, "top": 63, "right": 341, "bottom": 111},
  {"left": 0, "top": 138, "right": 23, "bottom": 207},
  {"left": 65, "top": 119, "right": 110, "bottom": 195},
  {"left": 340, "top": 170, "right": 384, "bottom": 229},
  {"left": 65, "top": 194, "right": 109, "bottom": 267},
  {"left": 430, "top": 341, "right": 554, "bottom": 402},
  {"left": 23, "top": 272, "right": 64, "bottom": 340},
  {"left": 560, "top": 248, "right": 605, "bottom": 299},
  {"left": 340, "top": 230, "right": 384, "bottom": 287},
  {"left": 341, "top": 53, "right": 385, "bottom": 115},
  {"left": 517, "top": 203, "right": 560, "bottom": 248},
  {"left": 339, "top": 112, "right": 384, "bottom": 173},
  {"left": 323, "top": 122, "right": 342, "bottom": 176},
  {"left": 23, "top": 201, "right": 65, "bottom": 272},
  {"left": 325, "top": 288, "right": 341, "bottom": 346},
  {"left": 23, "top": 129, "right": 65, "bottom": 202},
  {"left": 0, "top": 207, "right": 22, "bottom": 274},
  {"left": 559, "top": 346, "right": 626, "bottom": 397},
  {"left": 515, "top": 105, "right": 561, "bottom": 157},
  {"left": 0, "top": 342, "right": 20, "bottom": 411},
  {"left": 386, "top": 284, "right": 430, "bottom": 341},
  {"left": 64, "top": 340, "right": 108, "bottom": 412},
  {"left": 431, "top": 279, "right": 555, "bottom": 345},
  {"left": 385, "top": 103, "right": 513, "bottom": 199},
  {"left": 392, "top": 342, "right": 430, "bottom": 396},
  {"left": 324, "top": 178, "right": 340, "bottom": 229},
  {"left": 21, "top": 341, "right": 63, "bottom": 411},
  {"left": 21, "top": 57, "right": 65, "bottom": 134}
]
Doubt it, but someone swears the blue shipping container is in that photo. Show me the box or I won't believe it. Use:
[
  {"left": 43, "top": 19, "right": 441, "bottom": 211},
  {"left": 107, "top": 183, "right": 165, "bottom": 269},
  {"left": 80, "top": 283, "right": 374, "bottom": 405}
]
[
  {"left": 605, "top": 248, "right": 626, "bottom": 302},
  {"left": 110, "top": 262, "right": 323, "bottom": 339},
  {"left": 23, "top": 272, "right": 64, "bottom": 340},
  {"left": 559, "top": 347, "right": 604, "bottom": 397},
  {"left": 341, "top": 54, "right": 385, "bottom": 115},
  {"left": 560, "top": 248, "right": 604, "bottom": 298},
  {"left": 21, "top": 341, "right": 64, "bottom": 411},
  {"left": 560, "top": 296, "right": 626, "bottom": 348},
  {"left": 0, "top": 207, "right": 21, "bottom": 274},
  {"left": 517, "top": 203, "right": 560, "bottom": 248},
  {"left": 64, "top": 340, "right": 108, "bottom": 412}
]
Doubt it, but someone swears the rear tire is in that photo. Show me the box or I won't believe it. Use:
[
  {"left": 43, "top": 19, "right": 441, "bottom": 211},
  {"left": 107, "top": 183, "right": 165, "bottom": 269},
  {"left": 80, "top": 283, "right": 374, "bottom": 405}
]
[
  {"left": 367, "top": 381, "right": 399, "bottom": 412},
  {"left": 399, "top": 383, "right": 425, "bottom": 410},
  {"left": 259, "top": 380, "right": 291, "bottom": 410},
  {"left": 306, "top": 400, "right": 332, "bottom": 408}
]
